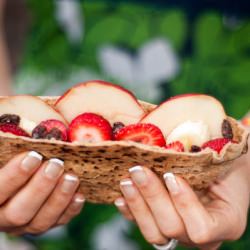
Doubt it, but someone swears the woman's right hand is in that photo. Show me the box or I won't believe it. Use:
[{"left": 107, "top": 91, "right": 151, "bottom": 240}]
[{"left": 0, "top": 151, "right": 85, "bottom": 235}]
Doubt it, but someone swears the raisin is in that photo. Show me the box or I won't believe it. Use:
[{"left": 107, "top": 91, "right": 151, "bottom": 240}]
[
  {"left": 190, "top": 145, "right": 201, "bottom": 152},
  {"left": 45, "top": 128, "right": 63, "bottom": 140},
  {"left": 222, "top": 119, "right": 233, "bottom": 139},
  {"left": 112, "top": 122, "right": 125, "bottom": 134},
  {"left": 0, "top": 114, "right": 20, "bottom": 125},
  {"left": 32, "top": 126, "right": 47, "bottom": 139}
]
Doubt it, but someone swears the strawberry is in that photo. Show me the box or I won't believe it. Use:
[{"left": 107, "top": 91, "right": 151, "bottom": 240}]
[
  {"left": 68, "top": 113, "right": 112, "bottom": 143},
  {"left": 114, "top": 123, "right": 166, "bottom": 147},
  {"left": 32, "top": 119, "right": 68, "bottom": 141},
  {"left": 0, "top": 124, "right": 29, "bottom": 137},
  {"left": 165, "top": 141, "right": 184, "bottom": 152},
  {"left": 202, "top": 138, "right": 231, "bottom": 153}
]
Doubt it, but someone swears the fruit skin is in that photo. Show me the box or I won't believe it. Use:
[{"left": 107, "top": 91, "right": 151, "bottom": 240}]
[
  {"left": 55, "top": 80, "right": 145, "bottom": 125},
  {"left": 222, "top": 119, "right": 233, "bottom": 139},
  {"left": 112, "top": 122, "right": 125, "bottom": 134},
  {"left": 202, "top": 138, "right": 231, "bottom": 153},
  {"left": 68, "top": 113, "right": 112, "bottom": 143},
  {"left": 32, "top": 119, "right": 68, "bottom": 141},
  {"left": 165, "top": 141, "right": 184, "bottom": 152},
  {"left": 0, "top": 124, "right": 29, "bottom": 137},
  {"left": 0, "top": 114, "right": 20, "bottom": 126},
  {"left": 114, "top": 123, "right": 166, "bottom": 147}
]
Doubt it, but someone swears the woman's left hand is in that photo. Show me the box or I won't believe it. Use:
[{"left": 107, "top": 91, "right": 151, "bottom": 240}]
[{"left": 115, "top": 155, "right": 250, "bottom": 250}]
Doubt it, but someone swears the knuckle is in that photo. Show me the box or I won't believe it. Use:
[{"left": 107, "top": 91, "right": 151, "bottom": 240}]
[
  {"left": 4, "top": 210, "right": 29, "bottom": 226},
  {"left": 146, "top": 235, "right": 165, "bottom": 245},
  {"left": 190, "top": 228, "right": 211, "bottom": 245},
  {"left": 161, "top": 226, "right": 183, "bottom": 239}
]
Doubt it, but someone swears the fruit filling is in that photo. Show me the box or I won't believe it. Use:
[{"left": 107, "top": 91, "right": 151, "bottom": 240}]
[{"left": 0, "top": 81, "right": 237, "bottom": 154}]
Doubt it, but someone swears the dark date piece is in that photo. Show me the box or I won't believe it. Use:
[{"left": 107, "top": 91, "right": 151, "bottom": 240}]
[{"left": 222, "top": 119, "right": 233, "bottom": 140}]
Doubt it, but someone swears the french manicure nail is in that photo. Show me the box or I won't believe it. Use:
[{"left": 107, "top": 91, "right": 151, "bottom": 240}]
[
  {"left": 72, "top": 196, "right": 85, "bottom": 209},
  {"left": 45, "top": 158, "right": 64, "bottom": 179},
  {"left": 114, "top": 198, "right": 125, "bottom": 207},
  {"left": 129, "top": 165, "right": 147, "bottom": 185},
  {"left": 163, "top": 172, "right": 179, "bottom": 194},
  {"left": 61, "top": 174, "right": 78, "bottom": 193},
  {"left": 74, "top": 197, "right": 85, "bottom": 203},
  {"left": 21, "top": 151, "right": 43, "bottom": 172},
  {"left": 120, "top": 179, "right": 135, "bottom": 197}
]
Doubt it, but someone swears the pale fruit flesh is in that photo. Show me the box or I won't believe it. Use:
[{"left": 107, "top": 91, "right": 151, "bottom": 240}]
[
  {"left": 167, "top": 120, "right": 210, "bottom": 151},
  {"left": 141, "top": 94, "right": 226, "bottom": 139},
  {"left": 56, "top": 81, "right": 145, "bottom": 125},
  {"left": 0, "top": 96, "right": 67, "bottom": 134}
]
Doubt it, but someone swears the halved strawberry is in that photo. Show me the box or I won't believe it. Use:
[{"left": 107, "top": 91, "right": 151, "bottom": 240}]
[
  {"left": 68, "top": 113, "right": 112, "bottom": 143},
  {"left": 32, "top": 119, "right": 68, "bottom": 141},
  {"left": 114, "top": 123, "right": 166, "bottom": 147},
  {"left": 0, "top": 124, "right": 29, "bottom": 137},
  {"left": 202, "top": 138, "right": 231, "bottom": 153},
  {"left": 165, "top": 141, "right": 184, "bottom": 152}
]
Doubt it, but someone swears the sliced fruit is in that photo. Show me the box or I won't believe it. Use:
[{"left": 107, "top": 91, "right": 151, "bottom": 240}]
[
  {"left": 166, "top": 120, "right": 210, "bottom": 151},
  {"left": 141, "top": 94, "right": 226, "bottom": 139},
  {"left": 55, "top": 80, "right": 145, "bottom": 125},
  {"left": 68, "top": 113, "right": 112, "bottom": 143},
  {"left": 114, "top": 123, "right": 166, "bottom": 147},
  {"left": 190, "top": 145, "right": 201, "bottom": 152},
  {"left": 0, "top": 96, "right": 67, "bottom": 135},
  {"left": 202, "top": 138, "right": 231, "bottom": 153},
  {"left": 165, "top": 141, "right": 184, "bottom": 152},
  {"left": 0, "top": 114, "right": 20, "bottom": 126},
  {"left": 0, "top": 124, "right": 29, "bottom": 137},
  {"left": 32, "top": 119, "right": 68, "bottom": 141},
  {"left": 221, "top": 119, "right": 233, "bottom": 139}
]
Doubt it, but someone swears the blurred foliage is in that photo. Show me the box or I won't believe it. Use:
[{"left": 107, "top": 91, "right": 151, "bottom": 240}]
[{"left": 15, "top": 1, "right": 250, "bottom": 249}]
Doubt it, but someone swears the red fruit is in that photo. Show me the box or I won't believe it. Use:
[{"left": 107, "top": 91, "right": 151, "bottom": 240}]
[
  {"left": 114, "top": 123, "right": 166, "bottom": 147},
  {"left": 202, "top": 138, "right": 231, "bottom": 153},
  {"left": 68, "top": 113, "right": 112, "bottom": 143},
  {"left": 32, "top": 119, "right": 68, "bottom": 141},
  {"left": 165, "top": 141, "right": 184, "bottom": 152},
  {"left": 0, "top": 124, "right": 29, "bottom": 137}
]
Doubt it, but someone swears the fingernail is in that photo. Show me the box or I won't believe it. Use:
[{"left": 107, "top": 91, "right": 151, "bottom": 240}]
[
  {"left": 129, "top": 165, "right": 147, "bottom": 185},
  {"left": 61, "top": 174, "right": 78, "bottom": 194},
  {"left": 120, "top": 179, "right": 135, "bottom": 197},
  {"left": 163, "top": 173, "right": 179, "bottom": 194},
  {"left": 21, "top": 151, "right": 43, "bottom": 172},
  {"left": 45, "top": 158, "right": 64, "bottom": 179},
  {"left": 114, "top": 198, "right": 125, "bottom": 207},
  {"left": 72, "top": 195, "right": 85, "bottom": 209}
]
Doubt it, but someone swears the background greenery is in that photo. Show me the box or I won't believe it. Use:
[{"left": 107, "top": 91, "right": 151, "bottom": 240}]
[{"left": 13, "top": 1, "right": 250, "bottom": 249}]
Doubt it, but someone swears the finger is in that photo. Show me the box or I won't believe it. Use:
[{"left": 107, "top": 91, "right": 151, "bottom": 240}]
[
  {"left": 1, "top": 158, "right": 64, "bottom": 227},
  {"left": 0, "top": 151, "right": 42, "bottom": 204},
  {"left": 114, "top": 197, "right": 134, "bottom": 221},
  {"left": 164, "top": 173, "right": 232, "bottom": 245},
  {"left": 25, "top": 174, "right": 79, "bottom": 234},
  {"left": 120, "top": 179, "right": 167, "bottom": 245},
  {"left": 129, "top": 166, "right": 187, "bottom": 241},
  {"left": 56, "top": 193, "right": 85, "bottom": 226}
]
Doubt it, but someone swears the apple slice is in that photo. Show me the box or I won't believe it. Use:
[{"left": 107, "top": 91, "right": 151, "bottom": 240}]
[
  {"left": 55, "top": 80, "right": 145, "bottom": 125},
  {"left": 141, "top": 94, "right": 227, "bottom": 140},
  {"left": 0, "top": 95, "right": 67, "bottom": 135}
]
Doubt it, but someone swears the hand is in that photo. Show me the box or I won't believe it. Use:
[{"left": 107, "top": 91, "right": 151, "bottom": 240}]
[
  {"left": 115, "top": 154, "right": 250, "bottom": 249},
  {"left": 0, "top": 151, "right": 85, "bottom": 235}
]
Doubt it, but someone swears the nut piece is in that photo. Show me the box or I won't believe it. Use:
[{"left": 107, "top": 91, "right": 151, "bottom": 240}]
[{"left": 222, "top": 119, "right": 233, "bottom": 139}]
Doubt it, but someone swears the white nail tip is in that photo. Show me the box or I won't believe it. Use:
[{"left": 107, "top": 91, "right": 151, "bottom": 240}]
[
  {"left": 49, "top": 158, "right": 64, "bottom": 166},
  {"left": 114, "top": 199, "right": 125, "bottom": 207},
  {"left": 75, "top": 197, "right": 85, "bottom": 203},
  {"left": 120, "top": 180, "right": 133, "bottom": 186},
  {"left": 163, "top": 172, "right": 175, "bottom": 181},
  {"left": 64, "top": 174, "right": 78, "bottom": 182},
  {"left": 28, "top": 151, "right": 43, "bottom": 161},
  {"left": 129, "top": 165, "right": 143, "bottom": 173}
]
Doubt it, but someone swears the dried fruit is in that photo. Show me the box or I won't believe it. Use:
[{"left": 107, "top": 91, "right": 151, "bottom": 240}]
[
  {"left": 0, "top": 114, "right": 20, "bottom": 126},
  {"left": 190, "top": 145, "right": 201, "bottom": 152},
  {"left": 112, "top": 122, "right": 125, "bottom": 134},
  {"left": 222, "top": 119, "right": 233, "bottom": 140},
  {"left": 32, "top": 119, "right": 68, "bottom": 141}
]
